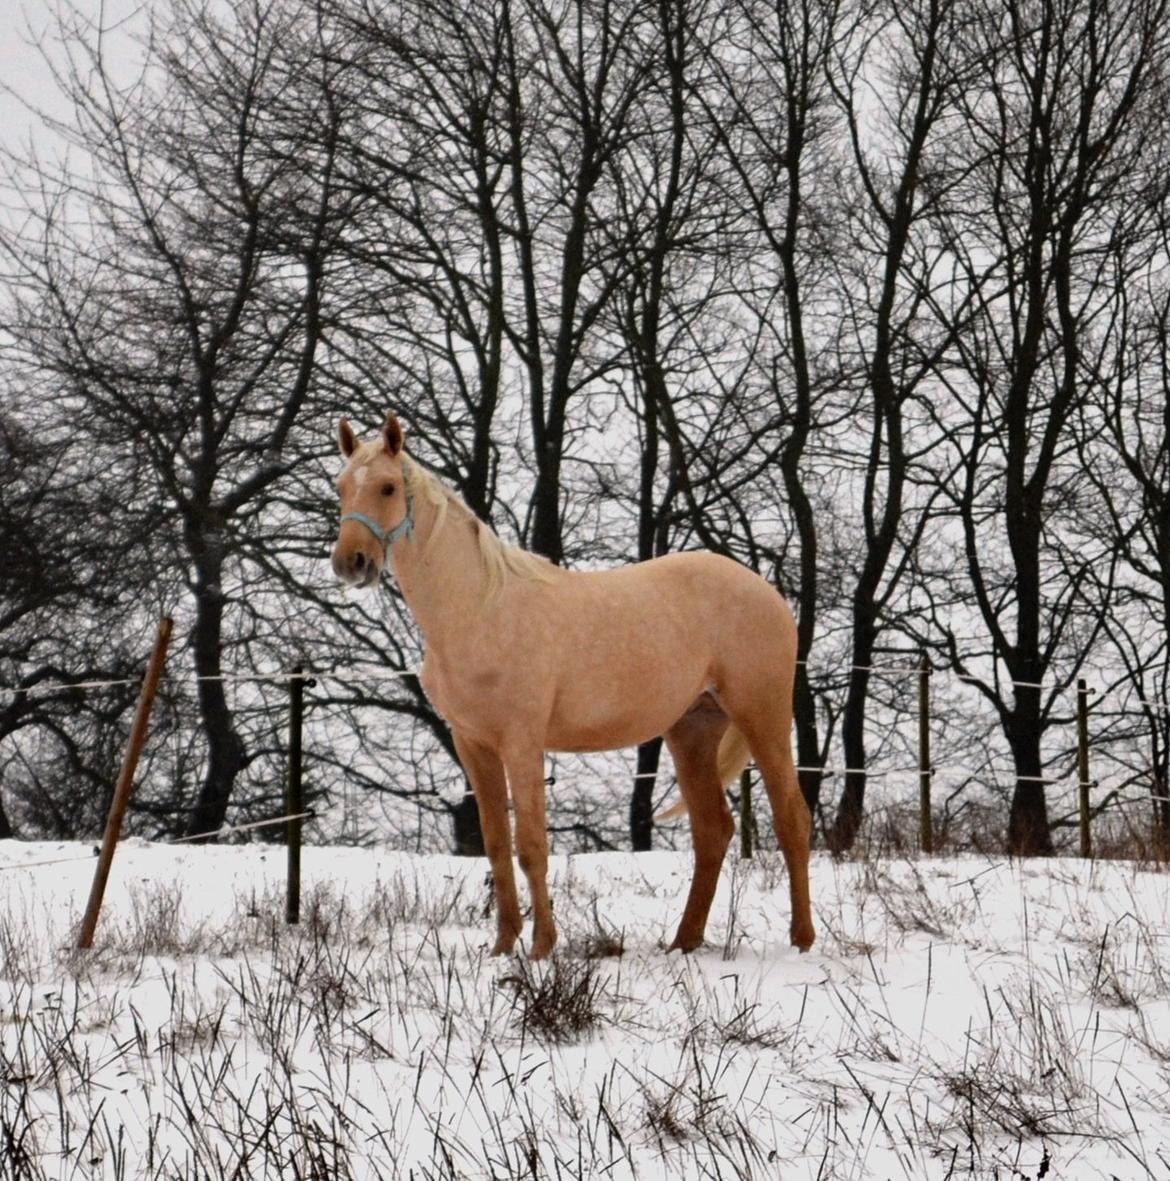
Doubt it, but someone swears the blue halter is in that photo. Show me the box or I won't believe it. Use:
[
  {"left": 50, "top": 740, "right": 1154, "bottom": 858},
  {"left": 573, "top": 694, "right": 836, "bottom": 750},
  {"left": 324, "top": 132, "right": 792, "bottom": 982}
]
[{"left": 340, "top": 468, "right": 414, "bottom": 556}]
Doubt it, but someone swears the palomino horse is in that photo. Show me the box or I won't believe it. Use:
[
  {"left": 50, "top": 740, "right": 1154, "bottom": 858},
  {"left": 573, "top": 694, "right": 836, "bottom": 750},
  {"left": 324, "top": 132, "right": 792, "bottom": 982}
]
[{"left": 331, "top": 413, "right": 815, "bottom": 960}]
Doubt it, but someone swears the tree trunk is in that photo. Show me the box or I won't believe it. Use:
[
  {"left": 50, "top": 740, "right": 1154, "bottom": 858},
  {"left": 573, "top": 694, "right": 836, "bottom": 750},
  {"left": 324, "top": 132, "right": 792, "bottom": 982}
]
[
  {"left": 829, "top": 660, "right": 871, "bottom": 853},
  {"left": 452, "top": 793, "right": 486, "bottom": 856},
  {"left": 630, "top": 736, "right": 663, "bottom": 852},
  {"left": 792, "top": 669, "right": 823, "bottom": 820},
  {"left": 184, "top": 556, "right": 246, "bottom": 840},
  {"left": 780, "top": 433, "right": 824, "bottom": 819},
  {"left": 829, "top": 535, "right": 884, "bottom": 851},
  {"left": 1007, "top": 781, "right": 1052, "bottom": 855},
  {"left": 1002, "top": 450, "right": 1053, "bottom": 854},
  {"left": 1154, "top": 771, "right": 1170, "bottom": 860},
  {"left": 1006, "top": 693, "right": 1054, "bottom": 855},
  {"left": 530, "top": 440, "right": 564, "bottom": 564}
]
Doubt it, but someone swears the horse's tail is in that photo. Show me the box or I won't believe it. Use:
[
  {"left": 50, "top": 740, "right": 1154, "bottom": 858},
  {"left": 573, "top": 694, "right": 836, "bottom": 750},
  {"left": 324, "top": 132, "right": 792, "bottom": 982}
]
[
  {"left": 716, "top": 724, "right": 752, "bottom": 788},
  {"left": 655, "top": 725, "right": 752, "bottom": 822}
]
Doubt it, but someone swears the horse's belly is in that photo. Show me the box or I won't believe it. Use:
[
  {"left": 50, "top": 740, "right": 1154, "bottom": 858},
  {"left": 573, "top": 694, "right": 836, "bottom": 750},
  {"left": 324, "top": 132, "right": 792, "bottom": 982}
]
[{"left": 544, "top": 685, "right": 701, "bottom": 752}]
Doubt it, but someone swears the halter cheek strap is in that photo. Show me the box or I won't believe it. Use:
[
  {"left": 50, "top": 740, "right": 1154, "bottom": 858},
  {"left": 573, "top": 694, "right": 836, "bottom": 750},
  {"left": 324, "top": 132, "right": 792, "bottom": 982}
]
[{"left": 340, "top": 469, "right": 415, "bottom": 556}]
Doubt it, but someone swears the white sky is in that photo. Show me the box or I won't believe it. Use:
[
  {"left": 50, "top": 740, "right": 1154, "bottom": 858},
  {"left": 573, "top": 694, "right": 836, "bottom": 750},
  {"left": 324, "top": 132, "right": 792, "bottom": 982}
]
[
  {"left": 0, "top": 0, "right": 142, "bottom": 151},
  {"left": 0, "top": 3, "right": 64, "bottom": 146}
]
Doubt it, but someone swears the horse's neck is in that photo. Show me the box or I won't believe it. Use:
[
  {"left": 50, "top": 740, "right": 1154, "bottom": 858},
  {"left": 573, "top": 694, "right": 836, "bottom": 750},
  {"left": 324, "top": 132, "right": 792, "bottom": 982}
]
[{"left": 390, "top": 493, "right": 491, "bottom": 650}]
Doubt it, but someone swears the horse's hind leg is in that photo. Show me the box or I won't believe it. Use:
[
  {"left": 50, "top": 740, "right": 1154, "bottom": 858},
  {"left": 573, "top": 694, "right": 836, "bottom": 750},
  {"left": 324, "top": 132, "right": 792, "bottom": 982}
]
[
  {"left": 727, "top": 710, "right": 815, "bottom": 951},
  {"left": 760, "top": 738, "right": 815, "bottom": 951},
  {"left": 664, "top": 698, "right": 735, "bottom": 952},
  {"left": 453, "top": 731, "right": 523, "bottom": 956}
]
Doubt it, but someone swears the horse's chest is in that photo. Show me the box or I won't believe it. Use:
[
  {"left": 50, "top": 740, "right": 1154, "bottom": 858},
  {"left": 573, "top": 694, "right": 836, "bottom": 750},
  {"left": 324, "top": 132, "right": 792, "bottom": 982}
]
[{"left": 420, "top": 656, "right": 514, "bottom": 740}]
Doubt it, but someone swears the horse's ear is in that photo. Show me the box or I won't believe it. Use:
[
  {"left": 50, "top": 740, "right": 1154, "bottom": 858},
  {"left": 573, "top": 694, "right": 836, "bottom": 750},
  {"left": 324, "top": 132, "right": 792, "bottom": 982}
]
[
  {"left": 382, "top": 412, "right": 404, "bottom": 457},
  {"left": 338, "top": 417, "right": 358, "bottom": 459}
]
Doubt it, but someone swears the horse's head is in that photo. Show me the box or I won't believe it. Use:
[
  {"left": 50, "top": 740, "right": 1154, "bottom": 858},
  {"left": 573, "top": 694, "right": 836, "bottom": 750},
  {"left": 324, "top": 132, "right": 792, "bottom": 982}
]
[{"left": 331, "top": 412, "right": 414, "bottom": 588}]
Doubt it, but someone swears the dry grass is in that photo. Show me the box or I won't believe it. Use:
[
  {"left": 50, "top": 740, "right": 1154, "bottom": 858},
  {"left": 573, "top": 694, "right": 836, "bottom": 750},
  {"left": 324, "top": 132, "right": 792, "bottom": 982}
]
[{"left": 496, "top": 955, "right": 611, "bottom": 1044}]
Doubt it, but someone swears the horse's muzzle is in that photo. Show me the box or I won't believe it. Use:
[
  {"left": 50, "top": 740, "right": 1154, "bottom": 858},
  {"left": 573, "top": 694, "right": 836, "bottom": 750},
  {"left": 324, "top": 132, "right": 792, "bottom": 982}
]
[{"left": 332, "top": 544, "right": 380, "bottom": 588}]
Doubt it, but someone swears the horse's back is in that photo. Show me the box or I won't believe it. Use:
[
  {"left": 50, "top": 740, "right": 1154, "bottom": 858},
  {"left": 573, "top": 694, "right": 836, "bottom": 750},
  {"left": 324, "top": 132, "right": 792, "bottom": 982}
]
[{"left": 581, "top": 549, "right": 792, "bottom": 639}]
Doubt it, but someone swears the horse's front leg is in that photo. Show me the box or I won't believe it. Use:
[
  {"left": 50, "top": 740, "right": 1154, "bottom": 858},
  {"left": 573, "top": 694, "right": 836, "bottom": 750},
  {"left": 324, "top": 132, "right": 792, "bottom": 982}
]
[
  {"left": 504, "top": 746, "right": 557, "bottom": 960},
  {"left": 452, "top": 731, "right": 523, "bottom": 956}
]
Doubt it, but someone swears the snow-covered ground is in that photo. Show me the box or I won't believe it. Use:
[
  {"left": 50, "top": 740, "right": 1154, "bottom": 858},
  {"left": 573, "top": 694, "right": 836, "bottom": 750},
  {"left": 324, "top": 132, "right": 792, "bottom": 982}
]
[{"left": 1, "top": 838, "right": 1168, "bottom": 1179}]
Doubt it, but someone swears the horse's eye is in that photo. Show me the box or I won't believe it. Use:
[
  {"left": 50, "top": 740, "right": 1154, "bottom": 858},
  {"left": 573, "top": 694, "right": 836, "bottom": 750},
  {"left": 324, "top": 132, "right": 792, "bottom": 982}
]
[{"left": 381, "top": 483, "right": 395, "bottom": 497}]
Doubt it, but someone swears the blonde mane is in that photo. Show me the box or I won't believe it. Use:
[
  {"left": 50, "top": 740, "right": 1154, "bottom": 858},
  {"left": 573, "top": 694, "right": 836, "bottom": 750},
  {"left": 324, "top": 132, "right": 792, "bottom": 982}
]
[{"left": 396, "top": 450, "right": 555, "bottom": 596}]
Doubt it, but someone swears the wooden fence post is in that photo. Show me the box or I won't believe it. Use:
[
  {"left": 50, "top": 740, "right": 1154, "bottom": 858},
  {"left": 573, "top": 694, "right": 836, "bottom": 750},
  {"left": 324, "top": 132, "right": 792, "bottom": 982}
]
[
  {"left": 919, "top": 653, "right": 934, "bottom": 854},
  {"left": 77, "top": 616, "right": 173, "bottom": 949},
  {"left": 1077, "top": 678, "right": 1092, "bottom": 859},
  {"left": 286, "top": 665, "right": 306, "bottom": 925}
]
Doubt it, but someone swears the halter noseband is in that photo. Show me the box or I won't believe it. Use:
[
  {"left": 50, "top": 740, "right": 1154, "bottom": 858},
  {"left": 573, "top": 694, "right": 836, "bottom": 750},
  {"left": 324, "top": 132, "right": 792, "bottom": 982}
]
[{"left": 340, "top": 464, "right": 415, "bottom": 557}]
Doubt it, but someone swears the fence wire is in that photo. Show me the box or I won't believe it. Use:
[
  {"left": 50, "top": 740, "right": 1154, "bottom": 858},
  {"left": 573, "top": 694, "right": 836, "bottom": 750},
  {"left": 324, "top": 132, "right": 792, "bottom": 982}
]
[
  {"left": 0, "top": 812, "right": 314, "bottom": 874},
  {"left": 3, "top": 659, "right": 1164, "bottom": 712},
  {"left": 2, "top": 650, "right": 1167, "bottom": 846}
]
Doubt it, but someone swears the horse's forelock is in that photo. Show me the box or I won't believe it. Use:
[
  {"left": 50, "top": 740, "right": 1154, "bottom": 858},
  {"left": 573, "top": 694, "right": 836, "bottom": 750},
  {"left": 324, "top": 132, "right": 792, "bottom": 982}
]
[{"left": 342, "top": 438, "right": 396, "bottom": 473}]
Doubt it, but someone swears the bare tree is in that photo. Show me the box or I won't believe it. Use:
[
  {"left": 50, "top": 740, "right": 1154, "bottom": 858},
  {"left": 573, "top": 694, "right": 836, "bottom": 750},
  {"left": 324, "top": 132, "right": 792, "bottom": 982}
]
[
  {"left": 0, "top": 404, "right": 143, "bottom": 837},
  {"left": 821, "top": 0, "right": 964, "bottom": 850},
  {"left": 324, "top": 0, "right": 667, "bottom": 559},
  {"left": 1, "top": 0, "right": 346, "bottom": 837},
  {"left": 689, "top": 0, "right": 866, "bottom": 827},
  {"left": 918, "top": 0, "right": 1170, "bottom": 853},
  {"left": 1077, "top": 207, "right": 1170, "bottom": 852}
]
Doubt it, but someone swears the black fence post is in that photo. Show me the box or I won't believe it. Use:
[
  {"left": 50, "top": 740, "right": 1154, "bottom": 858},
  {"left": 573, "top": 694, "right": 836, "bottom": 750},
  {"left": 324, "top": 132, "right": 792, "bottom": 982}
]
[
  {"left": 919, "top": 653, "right": 933, "bottom": 854},
  {"left": 286, "top": 665, "right": 306, "bottom": 925},
  {"left": 1077, "top": 678, "right": 1092, "bottom": 860}
]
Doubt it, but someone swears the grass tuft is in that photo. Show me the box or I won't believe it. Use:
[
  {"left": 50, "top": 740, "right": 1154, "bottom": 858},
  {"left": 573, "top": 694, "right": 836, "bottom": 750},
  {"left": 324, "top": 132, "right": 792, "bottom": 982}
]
[{"left": 496, "top": 956, "right": 609, "bottom": 1044}]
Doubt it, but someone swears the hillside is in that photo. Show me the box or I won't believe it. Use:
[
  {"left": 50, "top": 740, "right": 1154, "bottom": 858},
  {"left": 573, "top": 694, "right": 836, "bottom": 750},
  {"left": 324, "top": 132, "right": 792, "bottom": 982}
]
[{"left": 1, "top": 840, "right": 1167, "bottom": 1178}]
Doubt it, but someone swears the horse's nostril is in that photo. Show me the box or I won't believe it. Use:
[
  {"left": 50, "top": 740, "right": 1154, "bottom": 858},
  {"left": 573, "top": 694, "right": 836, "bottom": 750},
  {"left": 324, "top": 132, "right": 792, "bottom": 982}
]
[{"left": 353, "top": 551, "right": 366, "bottom": 573}]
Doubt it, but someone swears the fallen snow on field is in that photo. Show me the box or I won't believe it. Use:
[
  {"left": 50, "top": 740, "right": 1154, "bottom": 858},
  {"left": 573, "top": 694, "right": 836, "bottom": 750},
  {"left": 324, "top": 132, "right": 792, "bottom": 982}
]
[{"left": 1, "top": 840, "right": 1168, "bottom": 1179}]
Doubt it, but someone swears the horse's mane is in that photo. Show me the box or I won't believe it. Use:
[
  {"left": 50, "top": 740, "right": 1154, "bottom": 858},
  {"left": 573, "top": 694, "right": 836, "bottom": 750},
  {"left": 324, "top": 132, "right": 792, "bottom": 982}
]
[{"left": 394, "top": 449, "right": 555, "bottom": 595}]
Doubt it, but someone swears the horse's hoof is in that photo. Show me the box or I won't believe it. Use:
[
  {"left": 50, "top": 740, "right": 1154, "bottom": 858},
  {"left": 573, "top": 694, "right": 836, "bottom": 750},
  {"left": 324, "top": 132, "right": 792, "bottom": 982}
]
[
  {"left": 791, "top": 922, "right": 816, "bottom": 953},
  {"left": 667, "top": 934, "right": 702, "bottom": 954},
  {"left": 490, "top": 936, "right": 518, "bottom": 957},
  {"left": 530, "top": 931, "right": 557, "bottom": 961}
]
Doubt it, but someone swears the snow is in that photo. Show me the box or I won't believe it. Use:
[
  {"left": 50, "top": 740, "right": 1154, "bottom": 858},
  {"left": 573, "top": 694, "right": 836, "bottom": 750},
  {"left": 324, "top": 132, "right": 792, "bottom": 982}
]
[{"left": 1, "top": 838, "right": 1168, "bottom": 1178}]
